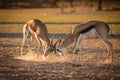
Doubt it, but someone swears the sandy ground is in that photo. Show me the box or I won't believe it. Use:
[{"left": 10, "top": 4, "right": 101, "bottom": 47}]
[{"left": 0, "top": 37, "right": 120, "bottom": 80}]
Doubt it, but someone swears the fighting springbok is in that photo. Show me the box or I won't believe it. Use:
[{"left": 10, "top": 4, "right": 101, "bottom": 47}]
[
  {"left": 21, "top": 19, "right": 56, "bottom": 57},
  {"left": 56, "top": 21, "right": 113, "bottom": 64}
]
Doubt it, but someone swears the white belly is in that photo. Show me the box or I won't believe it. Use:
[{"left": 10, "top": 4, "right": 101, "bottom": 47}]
[{"left": 82, "top": 29, "right": 98, "bottom": 39}]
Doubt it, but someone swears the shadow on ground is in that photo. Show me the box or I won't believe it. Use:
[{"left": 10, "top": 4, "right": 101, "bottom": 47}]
[{"left": 0, "top": 33, "right": 120, "bottom": 39}]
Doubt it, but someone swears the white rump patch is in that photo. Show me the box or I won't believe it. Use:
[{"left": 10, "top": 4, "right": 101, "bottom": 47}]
[{"left": 82, "top": 29, "right": 98, "bottom": 39}]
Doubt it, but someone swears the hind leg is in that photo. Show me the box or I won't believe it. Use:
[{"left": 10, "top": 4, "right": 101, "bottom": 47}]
[
  {"left": 21, "top": 33, "right": 32, "bottom": 56},
  {"left": 21, "top": 37, "right": 25, "bottom": 56},
  {"left": 27, "top": 36, "right": 33, "bottom": 51},
  {"left": 100, "top": 38, "right": 113, "bottom": 64},
  {"left": 21, "top": 33, "right": 27, "bottom": 56},
  {"left": 34, "top": 34, "right": 42, "bottom": 58}
]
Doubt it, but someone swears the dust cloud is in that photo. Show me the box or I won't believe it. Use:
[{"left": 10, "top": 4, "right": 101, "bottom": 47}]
[{"left": 15, "top": 50, "right": 71, "bottom": 63}]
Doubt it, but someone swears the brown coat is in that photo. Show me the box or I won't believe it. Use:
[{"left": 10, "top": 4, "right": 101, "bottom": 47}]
[
  {"left": 60, "top": 21, "right": 110, "bottom": 48},
  {"left": 26, "top": 19, "right": 50, "bottom": 45}
]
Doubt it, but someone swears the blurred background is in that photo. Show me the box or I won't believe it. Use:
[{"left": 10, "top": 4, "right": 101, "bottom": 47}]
[
  {"left": 0, "top": 0, "right": 120, "bottom": 37},
  {"left": 0, "top": 0, "right": 120, "bottom": 11}
]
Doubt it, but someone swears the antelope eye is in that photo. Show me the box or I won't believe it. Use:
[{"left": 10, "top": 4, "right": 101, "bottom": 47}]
[
  {"left": 57, "top": 49, "right": 61, "bottom": 52},
  {"left": 56, "top": 49, "right": 63, "bottom": 53}
]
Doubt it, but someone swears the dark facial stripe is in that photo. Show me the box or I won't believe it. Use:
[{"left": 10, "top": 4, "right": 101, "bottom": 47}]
[{"left": 80, "top": 25, "right": 95, "bottom": 34}]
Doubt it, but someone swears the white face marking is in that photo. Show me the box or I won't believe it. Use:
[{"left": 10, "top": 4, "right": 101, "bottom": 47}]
[
  {"left": 57, "top": 47, "right": 65, "bottom": 56},
  {"left": 44, "top": 46, "right": 50, "bottom": 53}
]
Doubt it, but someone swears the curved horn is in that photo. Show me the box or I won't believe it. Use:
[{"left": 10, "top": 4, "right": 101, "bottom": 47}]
[
  {"left": 50, "top": 36, "right": 55, "bottom": 45},
  {"left": 54, "top": 38, "right": 61, "bottom": 48},
  {"left": 58, "top": 38, "right": 62, "bottom": 46}
]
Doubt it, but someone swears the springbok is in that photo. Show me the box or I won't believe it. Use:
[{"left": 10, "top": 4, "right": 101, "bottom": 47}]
[
  {"left": 21, "top": 19, "right": 56, "bottom": 58},
  {"left": 56, "top": 21, "right": 113, "bottom": 64}
]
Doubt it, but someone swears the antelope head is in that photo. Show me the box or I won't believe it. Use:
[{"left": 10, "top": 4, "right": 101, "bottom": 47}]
[
  {"left": 54, "top": 38, "right": 65, "bottom": 56},
  {"left": 43, "top": 37, "right": 63, "bottom": 56}
]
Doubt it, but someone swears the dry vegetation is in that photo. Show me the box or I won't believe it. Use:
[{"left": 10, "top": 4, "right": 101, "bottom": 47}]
[
  {"left": 0, "top": 8, "right": 120, "bottom": 22},
  {"left": 0, "top": 8, "right": 120, "bottom": 35}
]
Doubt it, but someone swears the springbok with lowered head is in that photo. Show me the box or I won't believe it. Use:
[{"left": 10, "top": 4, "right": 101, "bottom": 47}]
[
  {"left": 21, "top": 19, "right": 56, "bottom": 58},
  {"left": 56, "top": 21, "right": 113, "bottom": 64}
]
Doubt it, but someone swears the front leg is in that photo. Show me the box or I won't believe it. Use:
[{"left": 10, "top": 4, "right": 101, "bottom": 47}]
[
  {"left": 78, "top": 38, "right": 82, "bottom": 62},
  {"left": 72, "top": 34, "right": 83, "bottom": 61},
  {"left": 35, "top": 35, "right": 41, "bottom": 58},
  {"left": 27, "top": 36, "right": 33, "bottom": 51}
]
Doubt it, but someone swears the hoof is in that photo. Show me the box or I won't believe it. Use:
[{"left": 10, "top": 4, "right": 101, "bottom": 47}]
[
  {"left": 104, "top": 59, "right": 112, "bottom": 64},
  {"left": 97, "top": 59, "right": 112, "bottom": 65},
  {"left": 41, "top": 55, "right": 47, "bottom": 62}
]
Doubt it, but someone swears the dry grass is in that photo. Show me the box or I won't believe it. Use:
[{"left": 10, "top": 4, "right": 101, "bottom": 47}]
[
  {"left": 0, "top": 8, "right": 120, "bottom": 22},
  {"left": 0, "top": 23, "right": 120, "bottom": 35},
  {"left": 0, "top": 8, "right": 120, "bottom": 34},
  {"left": 0, "top": 8, "right": 120, "bottom": 35}
]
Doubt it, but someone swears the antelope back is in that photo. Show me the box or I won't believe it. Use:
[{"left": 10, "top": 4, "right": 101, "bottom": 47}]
[{"left": 27, "top": 19, "right": 50, "bottom": 43}]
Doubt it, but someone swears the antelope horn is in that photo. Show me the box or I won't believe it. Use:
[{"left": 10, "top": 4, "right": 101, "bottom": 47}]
[
  {"left": 54, "top": 38, "right": 61, "bottom": 48},
  {"left": 58, "top": 38, "right": 62, "bottom": 46},
  {"left": 50, "top": 36, "right": 55, "bottom": 45}
]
